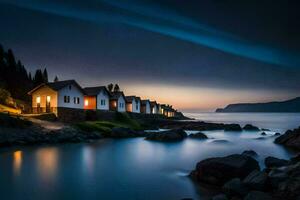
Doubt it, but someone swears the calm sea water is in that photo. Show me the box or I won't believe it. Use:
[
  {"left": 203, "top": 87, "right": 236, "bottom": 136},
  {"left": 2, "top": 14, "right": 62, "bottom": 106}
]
[{"left": 0, "top": 113, "right": 299, "bottom": 200}]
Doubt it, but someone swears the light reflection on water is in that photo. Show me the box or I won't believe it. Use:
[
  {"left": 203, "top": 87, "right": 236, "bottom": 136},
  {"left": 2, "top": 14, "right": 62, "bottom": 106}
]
[
  {"left": 36, "top": 147, "right": 58, "bottom": 184},
  {"left": 13, "top": 150, "right": 22, "bottom": 176},
  {"left": 1, "top": 113, "right": 299, "bottom": 200}
]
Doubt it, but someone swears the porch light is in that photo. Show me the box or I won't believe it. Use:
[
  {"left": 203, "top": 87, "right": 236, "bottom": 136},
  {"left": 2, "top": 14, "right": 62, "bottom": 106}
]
[
  {"left": 85, "top": 99, "right": 89, "bottom": 106},
  {"left": 46, "top": 96, "right": 51, "bottom": 103}
]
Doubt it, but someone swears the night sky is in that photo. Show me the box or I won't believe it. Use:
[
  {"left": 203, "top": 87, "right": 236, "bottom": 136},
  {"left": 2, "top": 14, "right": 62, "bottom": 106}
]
[{"left": 0, "top": 0, "right": 300, "bottom": 111}]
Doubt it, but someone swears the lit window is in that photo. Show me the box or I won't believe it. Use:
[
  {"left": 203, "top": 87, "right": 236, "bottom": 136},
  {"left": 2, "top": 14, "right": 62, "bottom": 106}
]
[
  {"left": 85, "top": 99, "right": 89, "bottom": 106},
  {"left": 46, "top": 96, "right": 51, "bottom": 103},
  {"left": 36, "top": 96, "right": 41, "bottom": 104}
]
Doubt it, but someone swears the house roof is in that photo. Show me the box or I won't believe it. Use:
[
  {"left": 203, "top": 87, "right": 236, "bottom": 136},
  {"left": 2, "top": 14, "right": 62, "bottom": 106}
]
[
  {"left": 125, "top": 96, "right": 141, "bottom": 103},
  {"left": 150, "top": 101, "right": 158, "bottom": 107},
  {"left": 84, "top": 86, "right": 110, "bottom": 96},
  {"left": 110, "top": 91, "right": 126, "bottom": 100},
  {"left": 28, "top": 80, "right": 85, "bottom": 95}
]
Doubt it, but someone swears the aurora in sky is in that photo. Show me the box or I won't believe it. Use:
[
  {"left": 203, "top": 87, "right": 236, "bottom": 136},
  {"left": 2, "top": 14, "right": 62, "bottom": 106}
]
[{"left": 0, "top": 0, "right": 299, "bottom": 111}]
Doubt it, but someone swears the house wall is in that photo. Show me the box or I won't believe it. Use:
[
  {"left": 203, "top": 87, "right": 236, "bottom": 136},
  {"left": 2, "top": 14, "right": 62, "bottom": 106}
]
[
  {"left": 57, "top": 84, "right": 84, "bottom": 109},
  {"left": 84, "top": 96, "right": 97, "bottom": 110},
  {"left": 132, "top": 100, "right": 140, "bottom": 113},
  {"left": 141, "top": 102, "right": 151, "bottom": 114},
  {"left": 117, "top": 96, "right": 126, "bottom": 112},
  {"left": 96, "top": 91, "right": 109, "bottom": 110},
  {"left": 126, "top": 103, "right": 132, "bottom": 112},
  {"left": 151, "top": 105, "right": 158, "bottom": 114},
  {"left": 145, "top": 102, "right": 151, "bottom": 114},
  {"left": 31, "top": 85, "right": 58, "bottom": 113}
]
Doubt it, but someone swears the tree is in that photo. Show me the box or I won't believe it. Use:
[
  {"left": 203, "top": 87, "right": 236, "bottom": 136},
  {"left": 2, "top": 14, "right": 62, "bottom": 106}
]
[
  {"left": 54, "top": 76, "right": 59, "bottom": 82},
  {"left": 107, "top": 83, "right": 113, "bottom": 92},
  {"left": 28, "top": 72, "right": 32, "bottom": 81},
  {"left": 33, "top": 69, "right": 44, "bottom": 86},
  {"left": 113, "top": 84, "right": 120, "bottom": 92},
  {"left": 0, "top": 88, "right": 11, "bottom": 105},
  {"left": 43, "top": 68, "right": 48, "bottom": 83}
]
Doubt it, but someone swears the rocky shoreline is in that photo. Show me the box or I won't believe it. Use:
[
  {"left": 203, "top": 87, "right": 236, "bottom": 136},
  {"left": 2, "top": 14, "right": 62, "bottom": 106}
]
[{"left": 190, "top": 151, "right": 300, "bottom": 200}]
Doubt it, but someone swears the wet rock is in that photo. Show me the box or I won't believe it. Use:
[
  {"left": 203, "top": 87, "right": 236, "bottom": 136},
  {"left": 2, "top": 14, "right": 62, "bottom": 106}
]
[
  {"left": 211, "top": 194, "right": 228, "bottom": 200},
  {"left": 269, "top": 162, "right": 300, "bottom": 199},
  {"left": 243, "top": 124, "right": 260, "bottom": 131},
  {"left": 241, "top": 150, "right": 258, "bottom": 157},
  {"left": 243, "top": 170, "right": 268, "bottom": 190},
  {"left": 190, "top": 154, "right": 259, "bottom": 186},
  {"left": 274, "top": 132, "right": 281, "bottom": 136},
  {"left": 261, "top": 132, "right": 267, "bottom": 136},
  {"left": 244, "top": 191, "right": 273, "bottom": 200},
  {"left": 289, "top": 154, "right": 300, "bottom": 165},
  {"left": 222, "top": 178, "right": 248, "bottom": 197},
  {"left": 188, "top": 132, "right": 208, "bottom": 139},
  {"left": 262, "top": 128, "right": 271, "bottom": 131},
  {"left": 265, "top": 156, "right": 289, "bottom": 168},
  {"left": 210, "top": 139, "right": 231, "bottom": 144},
  {"left": 224, "top": 124, "right": 242, "bottom": 131},
  {"left": 145, "top": 129, "right": 187, "bottom": 141},
  {"left": 274, "top": 127, "right": 300, "bottom": 150}
]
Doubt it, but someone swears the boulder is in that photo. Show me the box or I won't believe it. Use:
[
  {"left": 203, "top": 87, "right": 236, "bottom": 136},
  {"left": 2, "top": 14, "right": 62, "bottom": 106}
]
[
  {"left": 289, "top": 154, "right": 300, "bottom": 165},
  {"left": 190, "top": 154, "right": 260, "bottom": 186},
  {"left": 224, "top": 124, "right": 242, "bottom": 131},
  {"left": 222, "top": 178, "right": 248, "bottom": 197},
  {"left": 261, "top": 132, "right": 267, "bottom": 136},
  {"left": 261, "top": 128, "right": 270, "bottom": 131},
  {"left": 274, "top": 127, "right": 300, "bottom": 150},
  {"left": 211, "top": 194, "right": 228, "bottom": 200},
  {"left": 265, "top": 156, "right": 289, "bottom": 168},
  {"left": 243, "top": 124, "right": 260, "bottom": 131},
  {"left": 269, "top": 162, "right": 300, "bottom": 199},
  {"left": 274, "top": 132, "right": 281, "bottom": 136},
  {"left": 188, "top": 132, "right": 208, "bottom": 139},
  {"left": 243, "top": 170, "right": 268, "bottom": 190},
  {"left": 244, "top": 191, "right": 273, "bottom": 200},
  {"left": 145, "top": 129, "right": 187, "bottom": 141},
  {"left": 241, "top": 150, "right": 258, "bottom": 157}
]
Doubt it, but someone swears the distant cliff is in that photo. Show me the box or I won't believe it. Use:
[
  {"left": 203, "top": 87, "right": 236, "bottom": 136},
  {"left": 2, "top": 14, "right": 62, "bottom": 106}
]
[{"left": 216, "top": 97, "right": 300, "bottom": 112}]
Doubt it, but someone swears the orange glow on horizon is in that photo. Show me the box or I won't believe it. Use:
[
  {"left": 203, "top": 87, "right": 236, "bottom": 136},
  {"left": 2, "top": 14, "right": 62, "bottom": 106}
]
[{"left": 120, "top": 83, "right": 295, "bottom": 112}]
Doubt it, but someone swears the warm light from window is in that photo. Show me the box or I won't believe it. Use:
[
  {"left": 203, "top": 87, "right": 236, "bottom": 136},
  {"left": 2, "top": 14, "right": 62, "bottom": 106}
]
[
  {"left": 36, "top": 96, "right": 41, "bottom": 104},
  {"left": 85, "top": 100, "right": 89, "bottom": 106},
  {"left": 46, "top": 96, "right": 51, "bottom": 103}
]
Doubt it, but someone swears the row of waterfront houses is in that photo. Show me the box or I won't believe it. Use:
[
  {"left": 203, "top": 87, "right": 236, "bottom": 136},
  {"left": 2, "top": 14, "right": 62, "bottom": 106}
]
[{"left": 28, "top": 80, "right": 177, "bottom": 117}]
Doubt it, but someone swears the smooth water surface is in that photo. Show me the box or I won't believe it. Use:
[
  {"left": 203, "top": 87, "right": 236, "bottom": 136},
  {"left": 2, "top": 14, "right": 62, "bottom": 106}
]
[
  {"left": 185, "top": 112, "right": 300, "bottom": 132},
  {"left": 0, "top": 113, "right": 299, "bottom": 200}
]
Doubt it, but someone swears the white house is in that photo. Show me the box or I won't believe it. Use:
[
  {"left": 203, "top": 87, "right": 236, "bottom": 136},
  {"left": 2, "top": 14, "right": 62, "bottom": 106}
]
[
  {"left": 109, "top": 91, "right": 126, "bottom": 112},
  {"left": 28, "top": 80, "right": 85, "bottom": 115},
  {"left": 141, "top": 99, "right": 151, "bottom": 114},
  {"left": 83, "top": 86, "right": 110, "bottom": 110},
  {"left": 125, "top": 96, "right": 141, "bottom": 113},
  {"left": 150, "top": 101, "right": 159, "bottom": 114}
]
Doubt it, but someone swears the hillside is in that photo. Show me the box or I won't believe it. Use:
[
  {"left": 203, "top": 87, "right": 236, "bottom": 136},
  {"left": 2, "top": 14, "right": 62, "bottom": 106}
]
[{"left": 216, "top": 97, "right": 300, "bottom": 112}]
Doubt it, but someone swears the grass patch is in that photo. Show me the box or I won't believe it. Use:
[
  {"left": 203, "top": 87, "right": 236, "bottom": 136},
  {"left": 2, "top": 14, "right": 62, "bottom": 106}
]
[
  {"left": 0, "top": 112, "right": 32, "bottom": 128},
  {"left": 75, "top": 112, "right": 143, "bottom": 133}
]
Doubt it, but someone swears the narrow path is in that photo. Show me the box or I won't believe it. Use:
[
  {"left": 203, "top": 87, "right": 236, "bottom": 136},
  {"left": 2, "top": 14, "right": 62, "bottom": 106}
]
[{"left": 25, "top": 117, "right": 66, "bottom": 130}]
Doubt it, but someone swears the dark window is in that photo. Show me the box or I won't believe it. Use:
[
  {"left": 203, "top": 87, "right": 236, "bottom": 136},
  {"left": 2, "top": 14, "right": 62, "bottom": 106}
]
[
  {"left": 101, "top": 99, "right": 106, "bottom": 106},
  {"left": 64, "top": 96, "right": 70, "bottom": 103},
  {"left": 69, "top": 85, "right": 72, "bottom": 90}
]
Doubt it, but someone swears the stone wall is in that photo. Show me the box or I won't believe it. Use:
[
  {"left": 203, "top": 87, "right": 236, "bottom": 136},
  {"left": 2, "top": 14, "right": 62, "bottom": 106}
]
[{"left": 57, "top": 107, "right": 85, "bottom": 123}]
